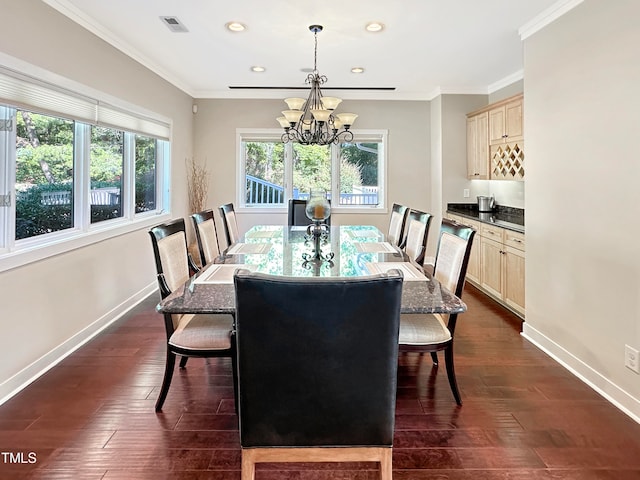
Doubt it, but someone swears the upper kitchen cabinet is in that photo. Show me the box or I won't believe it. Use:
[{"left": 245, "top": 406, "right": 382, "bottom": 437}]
[
  {"left": 466, "top": 112, "right": 489, "bottom": 179},
  {"left": 489, "top": 94, "right": 523, "bottom": 145},
  {"left": 466, "top": 93, "right": 525, "bottom": 181}
]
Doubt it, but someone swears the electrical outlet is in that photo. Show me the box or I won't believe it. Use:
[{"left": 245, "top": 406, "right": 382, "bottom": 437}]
[
  {"left": 463, "top": 189, "right": 470, "bottom": 198},
  {"left": 625, "top": 345, "right": 640, "bottom": 374}
]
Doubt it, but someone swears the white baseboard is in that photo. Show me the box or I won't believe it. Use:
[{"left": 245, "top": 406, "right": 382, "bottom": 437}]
[
  {"left": 522, "top": 323, "right": 640, "bottom": 424},
  {"left": 0, "top": 282, "right": 158, "bottom": 406}
]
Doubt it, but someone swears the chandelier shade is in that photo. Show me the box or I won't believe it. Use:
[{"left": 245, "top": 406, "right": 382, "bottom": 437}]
[{"left": 277, "top": 25, "right": 358, "bottom": 146}]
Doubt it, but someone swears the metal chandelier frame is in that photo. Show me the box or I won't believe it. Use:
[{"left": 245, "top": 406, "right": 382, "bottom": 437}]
[{"left": 277, "top": 25, "right": 358, "bottom": 146}]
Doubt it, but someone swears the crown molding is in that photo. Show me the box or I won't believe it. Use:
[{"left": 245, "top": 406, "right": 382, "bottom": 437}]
[
  {"left": 488, "top": 70, "right": 524, "bottom": 93},
  {"left": 41, "top": 0, "right": 196, "bottom": 97},
  {"left": 519, "top": 0, "right": 584, "bottom": 40}
]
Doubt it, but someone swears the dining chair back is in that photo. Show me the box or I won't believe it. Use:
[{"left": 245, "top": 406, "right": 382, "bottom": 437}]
[
  {"left": 398, "top": 218, "right": 475, "bottom": 405},
  {"left": 402, "top": 209, "right": 433, "bottom": 265},
  {"left": 387, "top": 203, "right": 409, "bottom": 247},
  {"left": 288, "top": 198, "right": 331, "bottom": 226},
  {"left": 219, "top": 202, "right": 240, "bottom": 248},
  {"left": 288, "top": 199, "right": 309, "bottom": 226},
  {"left": 149, "top": 218, "right": 236, "bottom": 412},
  {"left": 191, "top": 209, "right": 221, "bottom": 267},
  {"left": 234, "top": 269, "right": 403, "bottom": 480}
]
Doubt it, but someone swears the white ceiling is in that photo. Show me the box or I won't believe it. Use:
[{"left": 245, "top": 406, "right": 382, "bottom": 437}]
[{"left": 43, "top": 0, "right": 570, "bottom": 100}]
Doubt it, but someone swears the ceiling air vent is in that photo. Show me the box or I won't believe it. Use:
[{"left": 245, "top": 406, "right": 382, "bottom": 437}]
[{"left": 160, "top": 16, "right": 189, "bottom": 33}]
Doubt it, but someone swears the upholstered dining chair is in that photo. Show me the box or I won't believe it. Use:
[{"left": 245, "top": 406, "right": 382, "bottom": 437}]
[
  {"left": 149, "top": 218, "right": 237, "bottom": 412},
  {"left": 234, "top": 269, "right": 404, "bottom": 480},
  {"left": 218, "top": 202, "right": 240, "bottom": 248},
  {"left": 387, "top": 203, "right": 409, "bottom": 247},
  {"left": 288, "top": 198, "right": 331, "bottom": 226},
  {"left": 191, "top": 209, "right": 221, "bottom": 267},
  {"left": 399, "top": 218, "right": 475, "bottom": 405},
  {"left": 402, "top": 209, "right": 433, "bottom": 265},
  {"left": 287, "top": 199, "right": 309, "bottom": 226}
]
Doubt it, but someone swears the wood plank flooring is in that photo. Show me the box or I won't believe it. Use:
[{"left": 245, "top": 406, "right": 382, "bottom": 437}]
[{"left": 1, "top": 284, "right": 640, "bottom": 479}]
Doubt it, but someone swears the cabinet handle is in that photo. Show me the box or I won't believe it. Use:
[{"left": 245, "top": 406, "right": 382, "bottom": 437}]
[
  {"left": 502, "top": 134, "right": 508, "bottom": 138},
  {"left": 512, "top": 239, "right": 522, "bottom": 243}
]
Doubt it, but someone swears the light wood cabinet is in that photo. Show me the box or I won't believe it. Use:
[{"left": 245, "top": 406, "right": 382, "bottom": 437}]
[
  {"left": 463, "top": 218, "right": 481, "bottom": 284},
  {"left": 447, "top": 214, "right": 481, "bottom": 283},
  {"left": 489, "top": 96, "right": 523, "bottom": 145},
  {"left": 480, "top": 225, "right": 525, "bottom": 316},
  {"left": 466, "top": 112, "right": 489, "bottom": 179},
  {"left": 446, "top": 212, "right": 525, "bottom": 317},
  {"left": 467, "top": 94, "right": 525, "bottom": 181}
]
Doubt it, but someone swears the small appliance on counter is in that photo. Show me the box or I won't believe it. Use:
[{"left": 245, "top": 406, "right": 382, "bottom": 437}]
[{"left": 477, "top": 195, "right": 495, "bottom": 212}]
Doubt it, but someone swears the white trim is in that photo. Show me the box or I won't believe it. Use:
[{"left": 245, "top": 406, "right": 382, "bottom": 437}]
[
  {"left": 519, "top": 0, "right": 585, "bottom": 40},
  {"left": 488, "top": 70, "right": 524, "bottom": 94},
  {"left": 0, "top": 283, "right": 158, "bottom": 407},
  {"left": 0, "top": 211, "right": 171, "bottom": 274},
  {"left": 522, "top": 322, "right": 640, "bottom": 424}
]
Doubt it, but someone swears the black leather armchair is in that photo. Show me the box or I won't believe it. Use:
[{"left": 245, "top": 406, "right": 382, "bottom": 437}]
[{"left": 233, "top": 269, "right": 403, "bottom": 480}]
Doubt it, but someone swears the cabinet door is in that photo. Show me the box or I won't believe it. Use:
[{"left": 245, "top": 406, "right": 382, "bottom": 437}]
[
  {"left": 466, "top": 233, "right": 481, "bottom": 283},
  {"left": 504, "top": 245, "right": 525, "bottom": 315},
  {"left": 480, "top": 236, "right": 503, "bottom": 298},
  {"left": 489, "top": 106, "right": 506, "bottom": 145},
  {"left": 467, "top": 113, "right": 489, "bottom": 179},
  {"left": 505, "top": 98, "right": 523, "bottom": 141}
]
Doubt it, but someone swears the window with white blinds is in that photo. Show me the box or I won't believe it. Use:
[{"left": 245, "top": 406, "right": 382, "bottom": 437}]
[
  {"left": 0, "top": 66, "right": 171, "bottom": 140},
  {"left": 0, "top": 64, "right": 171, "bottom": 272}
]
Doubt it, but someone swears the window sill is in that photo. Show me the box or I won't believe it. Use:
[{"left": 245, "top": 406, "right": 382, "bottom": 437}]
[{"left": 0, "top": 211, "right": 171, "bottom": 274}]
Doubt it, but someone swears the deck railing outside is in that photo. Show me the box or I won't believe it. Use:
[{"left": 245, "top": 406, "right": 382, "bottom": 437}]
[{"left": 246, "top": 175, "right": 379, "bottom": 206}]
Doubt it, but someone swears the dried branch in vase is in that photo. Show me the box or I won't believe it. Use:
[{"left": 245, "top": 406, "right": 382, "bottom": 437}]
[{"left": 186, "top": 157, "right": 209, "bottom": 213}]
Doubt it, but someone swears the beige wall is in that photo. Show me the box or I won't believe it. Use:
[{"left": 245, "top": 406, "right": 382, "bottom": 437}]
[
  {"left": 523, "top": 0, "right": 640, "bottom": 419},
  {"left": 0, "top": 0, "right": 194, "bottom": 398},
  {"left": 193, "top": 98, "right": 431, "bottom": 236}
]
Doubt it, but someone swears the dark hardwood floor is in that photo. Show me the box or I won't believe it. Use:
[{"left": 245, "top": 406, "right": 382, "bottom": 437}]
[{"left": 2, "top": 284, "right": 640, "bottom": 479}]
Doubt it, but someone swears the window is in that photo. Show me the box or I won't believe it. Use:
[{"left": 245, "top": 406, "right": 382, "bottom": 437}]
[
  {"left": 238, "top": 129, "right": 386, "bottom": 211},
  {"left": 15, "top": 110, "right": 75, "bottom": 239},
  {"left": 90, "top": 125, "right": 124, "bottom": 224},
  {"left": 0, "top": 65, "right": 171, "bottom": 271}
]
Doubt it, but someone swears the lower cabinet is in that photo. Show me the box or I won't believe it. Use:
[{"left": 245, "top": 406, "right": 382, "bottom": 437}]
[{"left": 446, "top": 213, "right": 525, "bottom": 318}]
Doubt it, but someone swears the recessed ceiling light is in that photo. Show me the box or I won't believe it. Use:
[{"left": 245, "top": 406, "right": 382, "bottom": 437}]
[
  {"left": 226, "top": 22, "right": 246, "bottom": 32},
  {"left": 365, "top": 22, "right": 384, "bottom": 32},
  {"left": 251, "top": 66, "right": 266, "bottom": 73},
  {"left": 351, "top": 67, "right": 365, "bottom": 74}
]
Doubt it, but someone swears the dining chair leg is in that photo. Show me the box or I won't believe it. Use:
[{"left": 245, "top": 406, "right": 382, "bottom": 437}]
[
  {"left": 179, "top": 356, "right": 188, "bottom": 368},
  {"left": 241, "top": 449, "right": 256, "bottom": 480},
  {"left": 430, "top": 352, "right": 439, "bottom": 366},
  {"left": 380, "top": 448, "right": 393, "bottom": 480},
  {"left": 155, "top": 350, "right": 177, "bottom": 412},
  {"left": 444, "top": 344, "right": 462, "bottom": 406}
]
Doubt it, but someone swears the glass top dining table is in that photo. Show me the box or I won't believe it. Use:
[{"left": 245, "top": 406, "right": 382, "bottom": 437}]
[{"left": 157, "top": 224, "right": 466, "bottom": 316}]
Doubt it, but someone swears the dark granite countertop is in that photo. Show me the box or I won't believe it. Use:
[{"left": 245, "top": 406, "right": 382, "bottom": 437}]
[{"left": 447, "top": 203, "right": 524, "bottom": 233}]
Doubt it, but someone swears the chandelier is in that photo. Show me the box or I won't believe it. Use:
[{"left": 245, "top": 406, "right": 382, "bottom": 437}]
[{"left": 277, "top": 25, "right": 358, "bottom": 146}]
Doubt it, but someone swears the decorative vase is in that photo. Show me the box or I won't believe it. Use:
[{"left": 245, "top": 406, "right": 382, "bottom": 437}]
[{"left": 305, "top": 189, "right": 331, "bottom": 224}]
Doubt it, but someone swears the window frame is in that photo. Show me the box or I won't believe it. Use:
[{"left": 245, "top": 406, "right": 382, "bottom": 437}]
[
  {"left": 236, "top": 128, "right": 388, "bottom": 214},
  {"left": 0, "top": 67, "right": 171, "bottom": 274}
]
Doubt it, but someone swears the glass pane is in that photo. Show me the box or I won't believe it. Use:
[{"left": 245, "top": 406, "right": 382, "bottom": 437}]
[
  {"left": 135, "top": 134, "right": 157, "bottom": 213},
  {"left": 291, "top": 143, "right": 331, "bottom": 200},
  {"left": 244, "top": 141, "right": 285, "bottom": 205},
  {"left": 338, "top": 142, "right": 379, "bottom": 205},
  {"left": 90, "top": 126, "right": 124, "bottom": 223},
  {"left": 15, "top": 110, "right": 74, "bottom": 240}
]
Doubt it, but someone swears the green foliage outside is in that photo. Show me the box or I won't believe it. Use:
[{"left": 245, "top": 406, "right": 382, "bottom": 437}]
[
  {"left": 244, "top": 141, "right": 378, "bottom": 198},
  {"left": 14, "top": 112, "right": 158, "bottom": 239}
]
